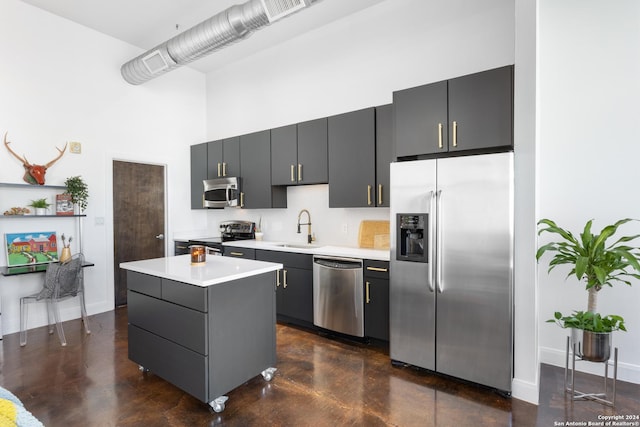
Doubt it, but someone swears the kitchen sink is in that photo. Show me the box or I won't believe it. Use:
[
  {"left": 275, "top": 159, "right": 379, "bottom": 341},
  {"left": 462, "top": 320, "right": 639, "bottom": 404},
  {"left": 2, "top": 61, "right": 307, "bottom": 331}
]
[{"left": 272, "top": 243, "right": 321, "bottom": 249}]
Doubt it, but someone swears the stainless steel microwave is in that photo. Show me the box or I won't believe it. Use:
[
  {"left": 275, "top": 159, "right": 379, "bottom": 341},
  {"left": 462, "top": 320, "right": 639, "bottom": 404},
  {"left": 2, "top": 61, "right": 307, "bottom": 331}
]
[{"left": 203, "top": 177, "right": 241, "bottom": 208}]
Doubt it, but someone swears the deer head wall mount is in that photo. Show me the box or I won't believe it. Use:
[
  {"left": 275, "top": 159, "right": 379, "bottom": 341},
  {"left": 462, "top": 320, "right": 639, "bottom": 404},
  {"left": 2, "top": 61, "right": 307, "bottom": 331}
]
[{"left": 4, "top": 132, "right": 67, "bottom": 185}]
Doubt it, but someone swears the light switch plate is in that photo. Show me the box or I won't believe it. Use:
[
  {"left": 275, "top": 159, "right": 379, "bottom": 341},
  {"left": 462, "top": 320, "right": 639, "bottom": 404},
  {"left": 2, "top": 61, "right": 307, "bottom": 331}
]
[{"left": 69, "top": 141, "right": 82, "bottom": 154}]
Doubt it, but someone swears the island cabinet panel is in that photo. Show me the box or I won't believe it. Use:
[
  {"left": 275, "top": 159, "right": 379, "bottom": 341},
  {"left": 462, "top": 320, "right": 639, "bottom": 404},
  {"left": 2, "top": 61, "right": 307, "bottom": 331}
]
[
  {"left": 129, "top": 324, "right": 208, "bottom": 401},
  {"left": 127, "top": 271, "right": 161, "bottom": 298},
  {"left": 255, "top": 249, "right": 313, "bottom": 327},
  {"left": 127, "top": 290, "right": 208, "bottom": 355},
  {"left": 208, "top": 273, "right": 277, "bottom": 398},
  {"left": 126, "top": 268, "right": 277, "bottom": 407}
]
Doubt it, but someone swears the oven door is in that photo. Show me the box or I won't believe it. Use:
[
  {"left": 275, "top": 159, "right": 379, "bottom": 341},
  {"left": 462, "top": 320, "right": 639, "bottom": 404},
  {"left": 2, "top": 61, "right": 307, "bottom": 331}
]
[{"left": 203, "top": 177, "right": 240, "bottom": 208}]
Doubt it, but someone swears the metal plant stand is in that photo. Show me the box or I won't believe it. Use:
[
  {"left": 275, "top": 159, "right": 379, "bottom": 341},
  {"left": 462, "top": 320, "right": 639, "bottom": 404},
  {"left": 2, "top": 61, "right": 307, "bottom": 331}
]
[{"left": 564, "top": 336, "right": 617, "bottom": 407}]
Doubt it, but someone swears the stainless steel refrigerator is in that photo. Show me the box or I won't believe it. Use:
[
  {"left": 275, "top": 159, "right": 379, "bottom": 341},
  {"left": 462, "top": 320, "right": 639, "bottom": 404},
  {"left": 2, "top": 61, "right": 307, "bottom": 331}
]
[{"left": 389, "top": 152, "right": 513, "bottom": 392}]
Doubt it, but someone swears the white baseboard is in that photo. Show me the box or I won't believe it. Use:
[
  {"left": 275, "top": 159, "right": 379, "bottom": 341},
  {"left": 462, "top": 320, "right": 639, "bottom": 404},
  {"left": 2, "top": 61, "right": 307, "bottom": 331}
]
[
  {"left": 511, "top": 378, "right": 539, "bottom": 404},
  {"left": 540, "top": 345, "right": 640, "bottom": 384}
]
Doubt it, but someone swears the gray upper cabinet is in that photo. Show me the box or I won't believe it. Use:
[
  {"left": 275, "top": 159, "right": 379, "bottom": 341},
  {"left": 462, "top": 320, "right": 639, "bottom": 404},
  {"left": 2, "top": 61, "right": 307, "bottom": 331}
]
[
  {"left": 190, "top": 142, "right": 207, "bottom": 209},
  {"left": 375, "top": 104, "right": 392, "bottom": 207},
  {"left": 393, "top": 80, "right": 448, "bottom": 157},
  {"left": 296, "top": 118, "right": 328, "bottom": 185},
  {"left": 207, "top": 137, "right": 240, "bottom": 178},
  {"left": 447, "top": 66, "right": 513, "bottom": 152},
  {"left": 270, "top": 124, "right": 298, "bottom": 186},
  {"left": 328, "top": 107, "right": 376, "bottom": 208},
  {"left": 393, "top": 65, "right": 513, "bottom": 158},
  {"left": 240, "top": 130, "right": 286, "bottom": 209}
]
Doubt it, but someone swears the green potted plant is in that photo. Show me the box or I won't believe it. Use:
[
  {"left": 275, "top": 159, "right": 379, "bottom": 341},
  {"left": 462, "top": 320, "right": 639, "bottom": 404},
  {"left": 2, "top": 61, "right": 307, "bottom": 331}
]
[
  {"left": 537, "top": 218, "right": 640, "bottom": 361},
  {"left": 64, "top": 175, "right": 89, "bottom": 213},
  {"left": 28, "top": 198, "right": 51, "bottom": 215}
]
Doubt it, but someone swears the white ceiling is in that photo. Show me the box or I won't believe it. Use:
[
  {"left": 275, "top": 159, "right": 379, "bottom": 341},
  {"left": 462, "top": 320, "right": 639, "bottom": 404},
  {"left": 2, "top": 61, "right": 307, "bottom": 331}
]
[{"left": 20, "top": 0, "right": 386, "bottom": 73}]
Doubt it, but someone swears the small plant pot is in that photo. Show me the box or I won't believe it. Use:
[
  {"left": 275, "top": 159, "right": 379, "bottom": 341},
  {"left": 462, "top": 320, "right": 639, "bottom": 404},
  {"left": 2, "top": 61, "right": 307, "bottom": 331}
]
[
  {"left": 35, "top": 207, "right": 47, "bottom": 216},
  {"left": 572, "top": 329, "right": 611, "bottom": 362}
]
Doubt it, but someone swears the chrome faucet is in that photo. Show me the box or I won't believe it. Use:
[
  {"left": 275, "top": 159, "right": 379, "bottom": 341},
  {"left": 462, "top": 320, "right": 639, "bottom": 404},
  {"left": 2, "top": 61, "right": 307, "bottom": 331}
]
[{"left": 297, "top": 209, "right": 314, "bottom": 244}]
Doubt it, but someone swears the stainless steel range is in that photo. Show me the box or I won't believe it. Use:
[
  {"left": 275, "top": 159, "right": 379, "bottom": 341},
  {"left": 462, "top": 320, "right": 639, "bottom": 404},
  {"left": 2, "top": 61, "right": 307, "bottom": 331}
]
[{"left": 188, "top": 220, "right": 255, "bottom": 255}]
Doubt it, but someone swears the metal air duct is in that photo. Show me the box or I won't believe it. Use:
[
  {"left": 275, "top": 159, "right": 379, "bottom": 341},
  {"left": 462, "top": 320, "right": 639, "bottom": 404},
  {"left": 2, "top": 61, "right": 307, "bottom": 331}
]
[{"left": 121, "top": 0, "right": 317, "bottom": 85}]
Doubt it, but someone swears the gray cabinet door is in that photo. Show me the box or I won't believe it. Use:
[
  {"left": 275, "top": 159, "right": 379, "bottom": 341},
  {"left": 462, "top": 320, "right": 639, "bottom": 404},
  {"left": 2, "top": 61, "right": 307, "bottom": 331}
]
[
  {"left": 393, "top": 80, "right": 448, "bottom": 157},
  {"left": 448, "top": 65, "right": 513, "bottom": 152},
  {"left": 271, "top": 124, "right": 298, "bottom": 186},
  {"left": 297, "top": 118, "right": 328, "bottom": 184},
  {"left": 222, "top": 136, "right": 240, "bottom": 177},
  {"left": 240, "top": 130, "right": 286, "bottom": 209},
  {"left": 191, "top": 143, "right": 207, "bottom": 209},
  {"left": 363, "top": 260, "right": 390, "bottom": 341},
  {"left": 375, "top": 104, "right": 392, "bottom": 207},
  {"left": 328, "top": 108, "right": 375, "bottom": 207},
  {"left": 206, "top": 140, "right": 223, "bottom": 178}
]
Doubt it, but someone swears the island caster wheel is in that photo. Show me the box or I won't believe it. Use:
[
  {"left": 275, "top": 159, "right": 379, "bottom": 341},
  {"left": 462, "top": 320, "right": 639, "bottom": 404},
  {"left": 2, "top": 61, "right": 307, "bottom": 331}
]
[
  {"left": 208, "top": 396, "right": 228, "bottom": 413},
  {"left": 138, "top": 365, "right": 150, "bottom": 373},
  {"left": 261, "top": 367, "right": 277, "bottom": 382}
]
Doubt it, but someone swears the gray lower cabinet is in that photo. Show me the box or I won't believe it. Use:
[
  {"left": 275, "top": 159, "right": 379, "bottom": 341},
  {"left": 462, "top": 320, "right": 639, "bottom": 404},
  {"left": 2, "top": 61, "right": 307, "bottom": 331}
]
[
  {"left": 364, "top": 260, "right": 390, "bottom": 342},
  {"left": 240, "top": 130, "right": 286, "bottom": 209},
  {"left": 127, "top": 270, "right": 276, "bottom": 406},
  {"left": 255, "top": 249, "right": 313, "bottom": 327}
]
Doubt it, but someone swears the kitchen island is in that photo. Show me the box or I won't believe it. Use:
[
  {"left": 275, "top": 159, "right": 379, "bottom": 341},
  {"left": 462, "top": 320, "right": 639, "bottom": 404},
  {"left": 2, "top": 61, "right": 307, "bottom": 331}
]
[{"left": 120, "top": 254, "right": 283, "bottom": 412}]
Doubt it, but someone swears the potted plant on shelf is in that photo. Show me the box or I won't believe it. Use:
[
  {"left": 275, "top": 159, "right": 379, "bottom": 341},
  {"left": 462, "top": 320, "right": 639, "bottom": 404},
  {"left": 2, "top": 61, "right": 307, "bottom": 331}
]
[
  {"left": 537, "top": 218, "right": 640, "bottom": 361},
  {"left": 28, "top": 198, "right": 51, "bottom": 215},
  {"left": 64, "top": 175, "right": 89, "bottom": 213}
]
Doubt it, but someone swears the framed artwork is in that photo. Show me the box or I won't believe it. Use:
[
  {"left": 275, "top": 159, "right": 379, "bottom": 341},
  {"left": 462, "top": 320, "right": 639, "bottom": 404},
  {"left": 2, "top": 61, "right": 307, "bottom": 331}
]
[{"left": 5, "top": 231, "right": 59, "bottom": 267}]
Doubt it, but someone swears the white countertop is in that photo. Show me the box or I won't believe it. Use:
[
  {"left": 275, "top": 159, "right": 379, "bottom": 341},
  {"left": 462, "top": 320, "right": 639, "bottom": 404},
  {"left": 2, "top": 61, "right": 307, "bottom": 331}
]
[
  {"left": 222, "top": 240, "right": 390, "bottom": 261},
  {"left": 120, "top": 254, "right": 283, "bottom": 287}
]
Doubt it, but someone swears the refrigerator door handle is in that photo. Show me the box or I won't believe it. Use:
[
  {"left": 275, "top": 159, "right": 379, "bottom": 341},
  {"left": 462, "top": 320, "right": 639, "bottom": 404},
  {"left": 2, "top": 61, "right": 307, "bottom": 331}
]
[
  {"left": 436, "top": 190, "right": 444, "bottom": 293},
  {"left": 427, "top": 190, "right": 436, "bottom": 292}
]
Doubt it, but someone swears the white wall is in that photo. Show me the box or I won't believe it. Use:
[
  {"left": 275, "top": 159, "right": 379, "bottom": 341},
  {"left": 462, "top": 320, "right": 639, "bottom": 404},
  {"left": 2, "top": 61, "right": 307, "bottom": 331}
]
[
  {"left": 538, "top": 0, "right": 640, "bottom": 383},
  {"left": 0, "top": 0, "right": 206, "bottom": 334}
]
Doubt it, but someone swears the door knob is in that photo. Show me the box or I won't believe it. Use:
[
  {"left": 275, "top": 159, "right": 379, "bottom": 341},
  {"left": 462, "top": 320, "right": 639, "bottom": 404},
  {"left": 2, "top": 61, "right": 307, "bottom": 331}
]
[{"left": 155, "top": 234, "right": 165, "bottom": 240}]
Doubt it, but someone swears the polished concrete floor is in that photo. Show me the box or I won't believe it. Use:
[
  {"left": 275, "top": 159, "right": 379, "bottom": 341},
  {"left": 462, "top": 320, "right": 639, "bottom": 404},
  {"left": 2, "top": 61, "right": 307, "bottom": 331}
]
[{"left": 0, "top": 308, "right": 637, "bottom": 426}]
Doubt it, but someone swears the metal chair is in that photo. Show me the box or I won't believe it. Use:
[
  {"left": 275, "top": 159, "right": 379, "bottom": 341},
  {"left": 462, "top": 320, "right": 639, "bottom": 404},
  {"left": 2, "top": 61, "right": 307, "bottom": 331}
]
[{"left": 20, "top": 253, "right": 91, "bottom": 346}]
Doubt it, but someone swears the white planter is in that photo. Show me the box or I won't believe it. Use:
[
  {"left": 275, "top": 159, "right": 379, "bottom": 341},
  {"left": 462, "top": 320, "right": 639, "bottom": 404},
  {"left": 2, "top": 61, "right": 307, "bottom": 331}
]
[{"left": 35, "top": 207, "right": 47, "bottom": 216}]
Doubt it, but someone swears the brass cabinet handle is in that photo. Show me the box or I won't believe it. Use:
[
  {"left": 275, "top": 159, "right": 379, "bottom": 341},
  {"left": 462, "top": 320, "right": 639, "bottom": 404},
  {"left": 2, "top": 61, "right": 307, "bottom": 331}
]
[
  {"left": 240, "top": 192, "right": 244, "bottom": 207},
  {"left": 298, "top": 164, "right": 303, "bottom": 182},
  {"left": 452, "top": 121, "right": 458, "bottom": 147},
  {"left": 367, "top": 185, "right": 372, "bottom": 206},
  {"left": 438, "top": 123, "right": 443, "bottom": 149},
  {"left": 378, "top": 184, "right": 383, "bottom": 206},
  {"left": 366, "top": 266, "right": 388, "bottom": 272},
  {"left": 283, "top": 269, "right": 288, "bottom": 289},
  {"left": 222, "top": 162, "right": 227, "bottom": 176},
  {"left": 229, "top": 252, "right": 244, "bottom": 256},
  {"left": 276, "top": 270, "right": 281, "bottom": 287},
  {"left": 217, "top": 162, "right": 221, "bottom": 177},
  {"left": 365, "top": 281, "right": 371, "bottom": 304},
  {"left": 290, "top": 164, "right": 295, "bottom": 182}
]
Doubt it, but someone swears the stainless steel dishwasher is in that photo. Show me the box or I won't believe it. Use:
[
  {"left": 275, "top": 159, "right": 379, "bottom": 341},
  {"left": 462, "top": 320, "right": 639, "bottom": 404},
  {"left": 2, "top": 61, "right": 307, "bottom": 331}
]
[{"left": 313, "top": 255, "right": 364, "bottom": 337}]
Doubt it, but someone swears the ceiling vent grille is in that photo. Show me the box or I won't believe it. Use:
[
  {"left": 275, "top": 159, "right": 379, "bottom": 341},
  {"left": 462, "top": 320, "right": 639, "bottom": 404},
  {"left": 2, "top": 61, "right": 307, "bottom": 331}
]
[
  {"left": 121, "top": 0, "right": 317, "bottom": 85},
  {"left": 261, "top": 0, "right": 307, "bottom": 22}
]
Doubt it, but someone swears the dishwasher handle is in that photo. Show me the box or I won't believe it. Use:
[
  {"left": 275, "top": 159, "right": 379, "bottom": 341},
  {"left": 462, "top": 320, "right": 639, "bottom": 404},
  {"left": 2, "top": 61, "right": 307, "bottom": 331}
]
[{"left": 314, "top": 257, "right": 362, "bottom": 270}]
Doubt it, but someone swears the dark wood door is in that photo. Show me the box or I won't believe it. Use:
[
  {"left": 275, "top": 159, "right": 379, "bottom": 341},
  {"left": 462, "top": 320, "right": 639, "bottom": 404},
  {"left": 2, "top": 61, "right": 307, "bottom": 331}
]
[{"left": 113, "top": 160, "right": 165, "bottom": 307}]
